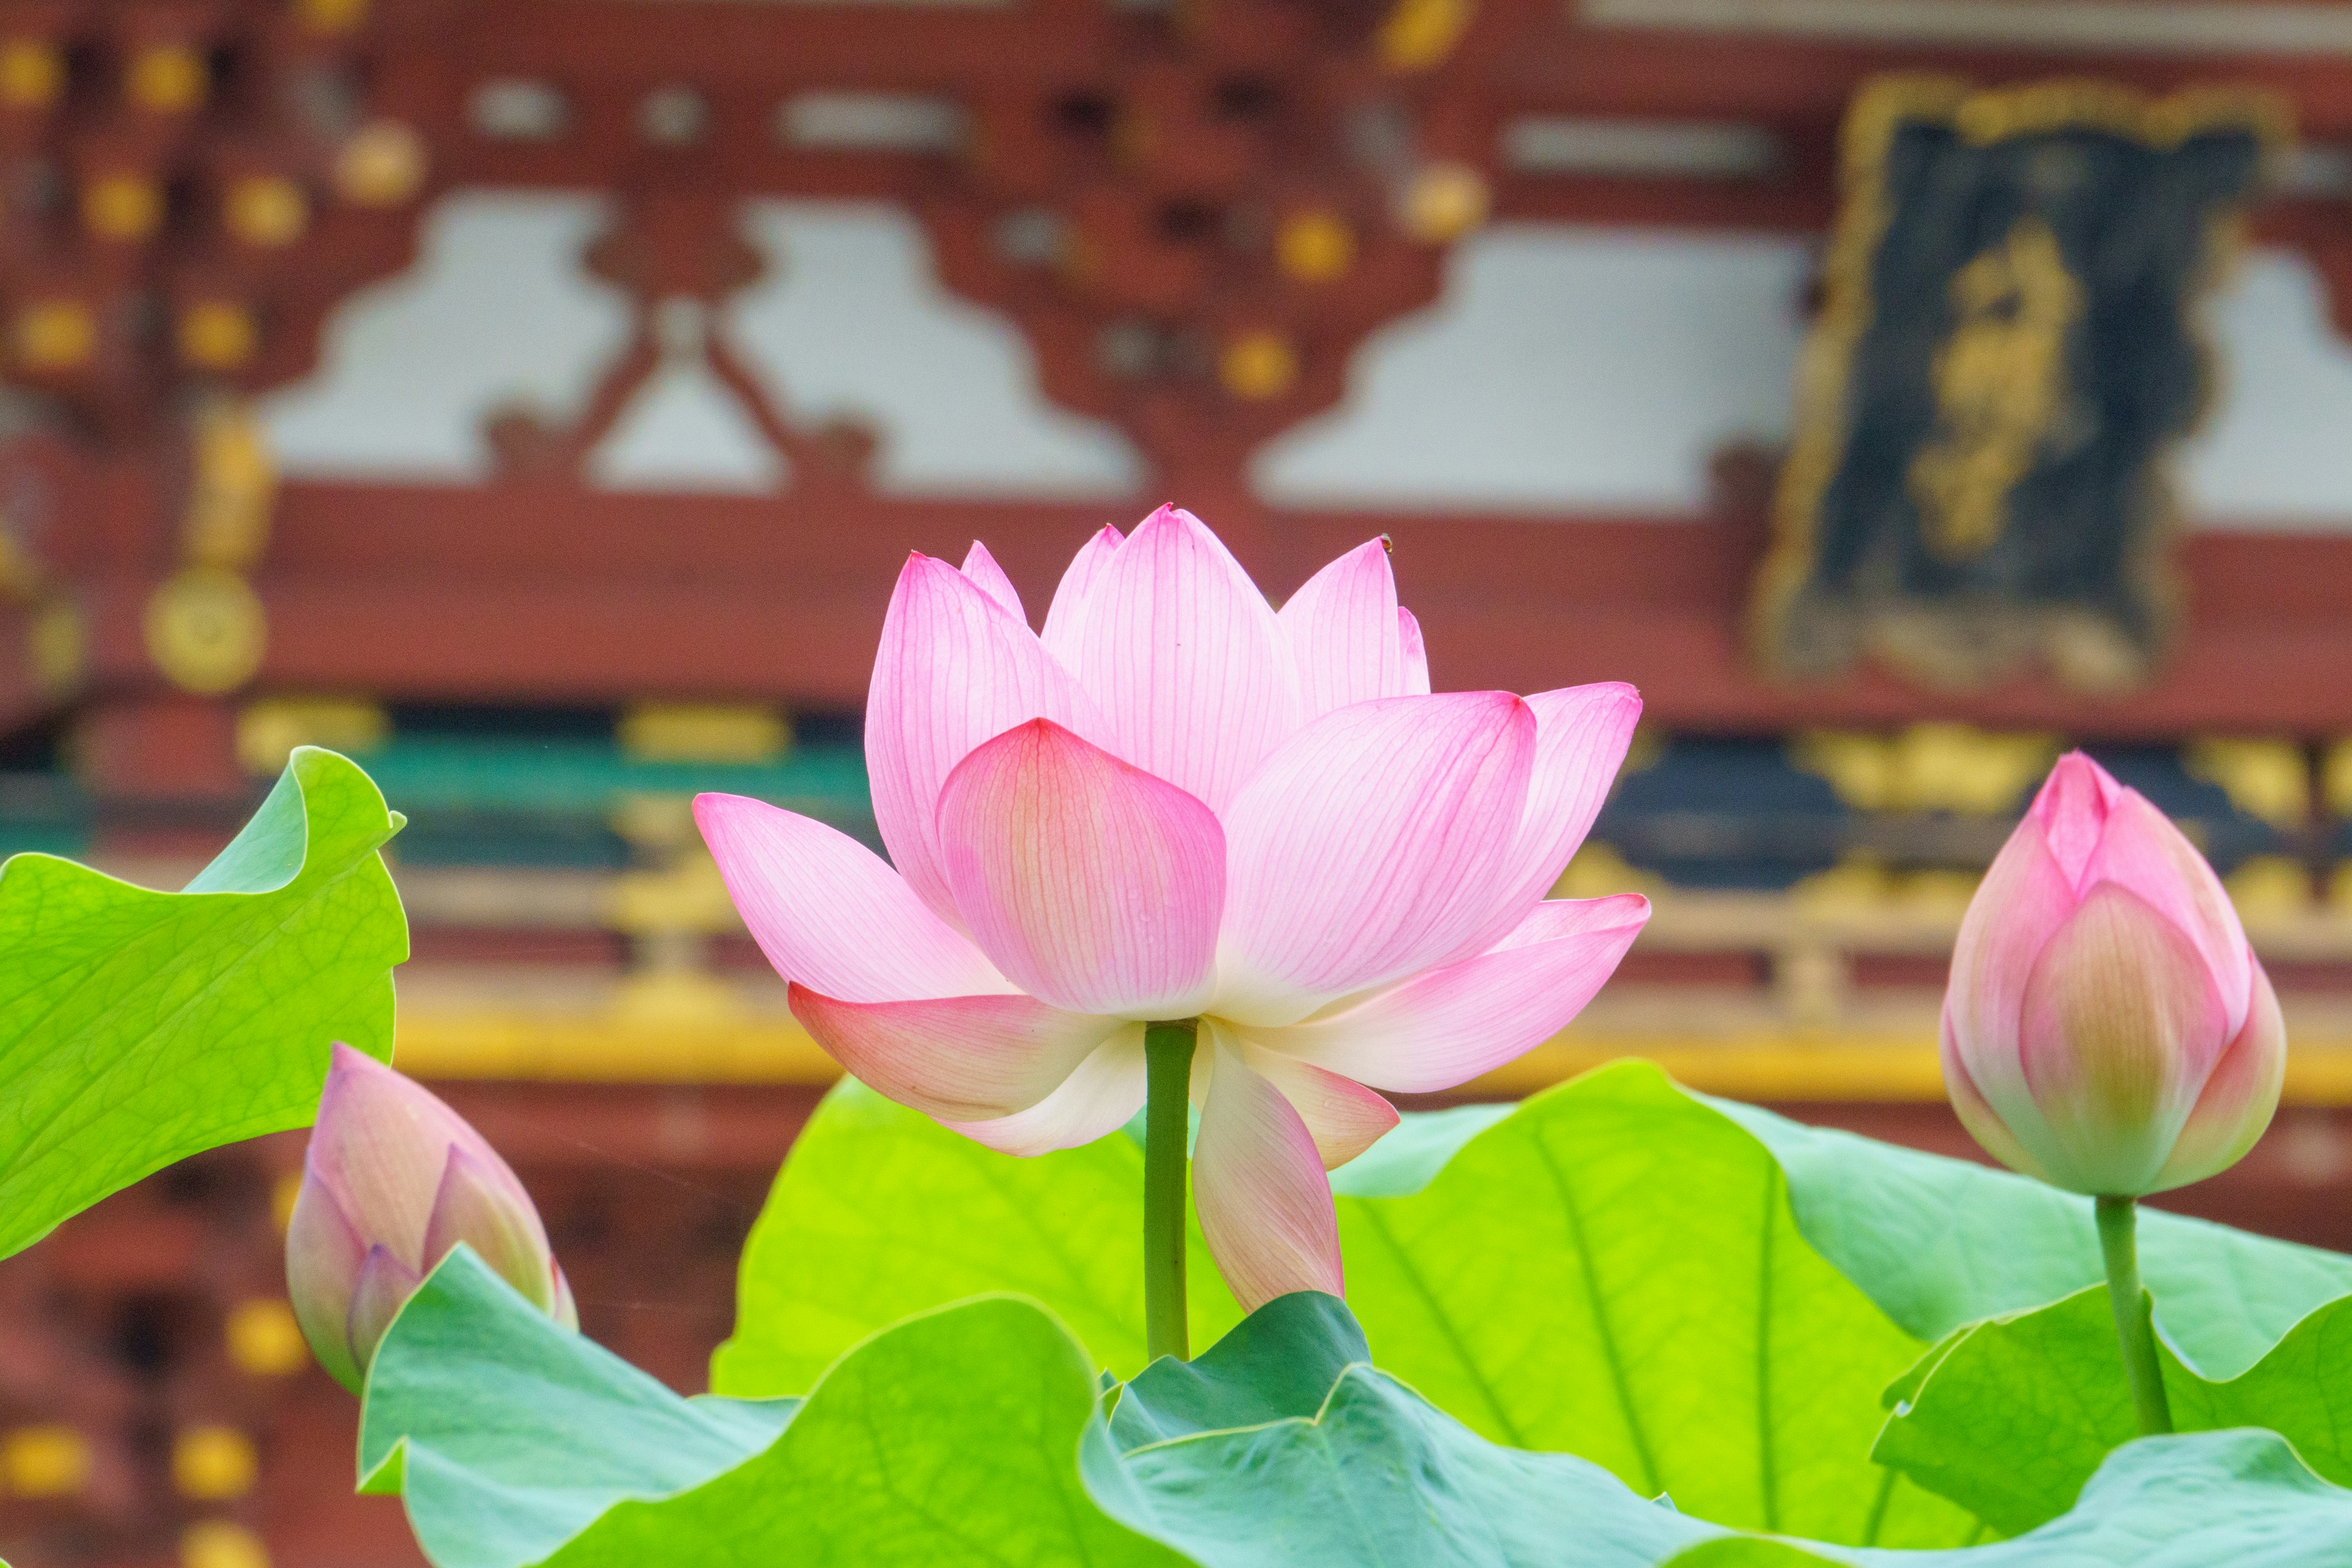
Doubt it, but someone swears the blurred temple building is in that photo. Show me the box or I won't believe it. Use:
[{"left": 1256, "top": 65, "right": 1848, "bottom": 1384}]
[{"left": 11, "top": 0, "right": 2352, "bottom": 1563}]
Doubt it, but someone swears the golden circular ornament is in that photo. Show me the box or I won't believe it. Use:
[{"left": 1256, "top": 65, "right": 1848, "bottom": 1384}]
[
  {"left": 145, "top": 567, "right": 267, "bottom": 693},
  {"left": 334, "top": 121, "right": 427, "bottom": 206},
  {"left": 1397, "top": 162, "right": 1489, "bottom": 243},
  {"left": 1219, "top": 331, "right": 1299, "bottom": 401},
  {"left": 1276, "top": 211, "right": 1355, "bottom": 282}
]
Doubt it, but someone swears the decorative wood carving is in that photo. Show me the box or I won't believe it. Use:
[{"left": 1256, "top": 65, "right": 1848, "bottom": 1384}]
[{"left": 2, "top": 0, "right": 2352, "bottom": 768}]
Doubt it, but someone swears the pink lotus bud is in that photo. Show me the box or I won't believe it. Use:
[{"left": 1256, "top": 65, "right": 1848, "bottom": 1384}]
[
  {"left": 285, "top": 1046, "right": 575, "bottom": 1390},
  {"left": 1943, "top": 752, "right": 2285, "bottom": 1196}
]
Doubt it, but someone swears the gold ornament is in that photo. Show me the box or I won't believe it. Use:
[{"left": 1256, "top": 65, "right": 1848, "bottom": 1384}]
[
  {"left": 1377, "top": 0, "right": 1472, "bottom": 71},
  {"left": 225, "top": 1298, "right": 311, "bottom": 1377},
  {"left": 2224, "top": 854, "right": 2313, "bottom": 916},
  {"left": 185, "top": 400, "right": 276, "bottom": 568},
  {"left": 0, "top": 40, "right": 62, "bottom": 109},
  {"left": 618, "top": 702, "right": 789, "bottom": 764},
  {"left": 1219, "top": 331, "right": 1298, "bottom": 401},
  {"left": 171, "top": 1426, "right": 257, "bottom": 1501},
  {"left": 2326, "top": 738, "right": 2352, "bottom": 818},
  {"left": 178, "top": 302, "right": 257, "bottom": 369},
  {"left": 1789, "top": 723, "right": 2059, "bottom": 815},
  {"left": 83, "top": 173, "right": 163, "bottom": 239},
  {"left": 179, "top": 1520, "right": 271, "bottom": 1568},
  {"left": 0, "top": 1425, "right": 89, "bottom": 1497},
  {"left": 145, "top": 567, "right": 267, "bottom": 693},
  {"left": 227, "top": 175, "right": 308, "bottom": 247},
  {"left": 334, "top": 121, "right": 427, "bottom": 206},
  {"left": 1906, "top": 217, "right": 2084, "bottom": 562},
  {"left": 298, "top": 0, "right": 371, "bottom": 32},
  {"left": 2185, "top": 736, "right": 2312, "bottom": 829},
  {"left": 1276, "top": 211, "right": 1355, "bottom": 282},
  {"left": 1397, "top": 162, "right": 1488, "bottom": 243},
  {"left": 13, "top": 301, "right": 94, "bottom": 371},
  {"left": 236, "top": 696, "right": 386, "bottom": 775},
  {"left": 127, "top": 45, "right": 206, "bottom": 113},
  {"left": 28, "top": 600, "right": 83, "bottom": 695}
]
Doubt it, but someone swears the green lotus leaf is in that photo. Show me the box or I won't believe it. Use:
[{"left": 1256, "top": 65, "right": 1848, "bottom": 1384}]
[
  {"left": 1107, "top": 1290, "right": 1368, "bottom": 1449},
  {"left": 1332, "top": 1063, "right": 1969, "bottom": 1545},
  {"left": 1709, "top": 1099, "right": 2352, "bottom": 1379},
  {"left": 359, "top": 1246, "right": 797, "bottom": 1568},
  {"left": 1099, "top": 1359, "right": 1723, "bottom": 1566},
  {"left": 0, "top": 746, "right": 408, "bottom": 1257},
  {"left": 1288, "top": 1088, "right": 2352, "bottom": 1382},
  {"left": 722, "top": 1059, "right": 2352, "bottom": 1550},
  {"left": 1656, "top": 1545, "right": 1839, "bottom": 1567},
  {"left": 363, "top": 1247, "right": 1183, "bottom": 1568},
  {"left": 1875, "top": 1276, "right": 2352, "bottom": 1535},
  {"left": 712, "top": 1072, "right": 1245, "bottom": 1393},
  {"left": 723, "top": 1063, "right": 1968, "bottom": 1545},
  {"left": 368, "top": 1262, "right": 2352, "bottom": 1568},
  {"left": 1658, "top": 1425, "right": 2352, "bottom": 1565},
  {"left": 1105, "top": 1292, "right": 2352, "bottom": 1568}
]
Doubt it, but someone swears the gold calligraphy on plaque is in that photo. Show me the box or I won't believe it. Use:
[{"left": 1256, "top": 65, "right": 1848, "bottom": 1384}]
[
  {"left": 1751, "top": 76, "right": 2287, "bottom": 693},
  {"left": 1905, "top": 217, "right": 2083, "bottom": 562}
]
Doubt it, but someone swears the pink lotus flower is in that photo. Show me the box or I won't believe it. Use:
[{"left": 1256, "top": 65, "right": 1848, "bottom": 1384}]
[
  {"left": 286, "top": 1046, "right": 576, "bottom": 1390},
  {"left": 698, "top": 505, "right": 1647, "bottom": 1310},
  {"left": 1943, "top": 752, "right": 2286, "bottom": 1197}
]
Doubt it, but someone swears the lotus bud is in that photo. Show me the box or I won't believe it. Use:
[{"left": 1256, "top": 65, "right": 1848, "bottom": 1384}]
[
  {"left": 1942, "top": 752, "right": 2286, "bottom": 1197},
  {"left": 286, "top": 1045, "right": 576, "bottom": 1390}
]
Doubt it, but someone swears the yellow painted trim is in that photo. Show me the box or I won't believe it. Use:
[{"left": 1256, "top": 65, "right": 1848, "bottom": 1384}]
[
  {"left": 1479, "top": 1034, "right": 2352, "bottom": 1105},
  {"left": 396, "top": 1010, "right": 2352, "bottom": 1107},
  {"left": 1468, "top": 1037, "right": 1950, "bottom": 1101},
  {"left": 397, "top": 1011, "right": 840, "bottom": 1084}
]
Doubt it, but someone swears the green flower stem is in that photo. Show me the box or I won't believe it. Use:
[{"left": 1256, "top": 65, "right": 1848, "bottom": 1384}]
[
  {"left": 2096, "top": 1194, "right": 2173, "bottom": 1436},
  {"left": 1142, "top": 1019, "right": 1199, "bottom": 1363}
]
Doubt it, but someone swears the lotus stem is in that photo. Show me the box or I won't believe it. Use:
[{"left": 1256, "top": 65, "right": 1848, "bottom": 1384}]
[
  {"left": 1142, "top": 1019, "right": 1198, "bottom": 1363},
  {"left": 2095, "top": 1194, "right": 2172, "bottom": 1436}
]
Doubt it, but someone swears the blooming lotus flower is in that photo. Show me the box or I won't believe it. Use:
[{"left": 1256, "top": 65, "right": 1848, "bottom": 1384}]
[
  {"left": 286, "top": 1045, "right": 576, "bottom": 1390},
  {"left": 1943, "top": 752, "right": 2285, "bottom": 1197},
  {"left": 698, "top": 505, "right": 1648, "bottom": 1308}
]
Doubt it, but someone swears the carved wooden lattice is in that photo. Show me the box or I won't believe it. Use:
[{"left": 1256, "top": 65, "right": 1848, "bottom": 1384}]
[{"left": 2, "top": 0, "right": 2352, "bottom": 774}]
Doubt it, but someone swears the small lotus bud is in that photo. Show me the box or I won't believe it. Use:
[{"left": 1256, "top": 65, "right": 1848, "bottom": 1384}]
[
  {"left": 1943, "top": 752, "right": 2286, "bottom": 1196},
  {"left": 286, "top": 1045, "right": 575, "bottom": 1390}
]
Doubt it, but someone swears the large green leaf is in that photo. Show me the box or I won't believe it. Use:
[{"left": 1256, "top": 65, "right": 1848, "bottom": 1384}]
[
  {"left": 722, "top": 1060, "right": 2352, "bottom": 1549},
  {"left": 360, "top": 1246, "right": 797, "bottom": 1568},
  {"left": 371, "top": 1265, "right": 2352, "bottom": 1568},
  {"left": 1710, "top": 1100, "right": 2352, "bottom": 1380},
  {"left": 1107, "top": 1290, "right": 1368, "bottom": 1449},
  {"left": 1325, "top": 1087, "right": 2350, "bottom": 1381},
  {"left": 1875, "top": 1280, "right": 2352, "bottom": 1534},
  {"left": 1870, "top": 1287, "right": 2132, "bottom": 1536},
  {"left": 366, "top": 1248, "right": 1185, "bottom": 1567},
  {"left": 1657, "top": 1429, "right": 2352, "bottom": 1566},
  {"left": 1099, "top": 1294, "right": 2352, "bottom": 1567},
  {"left": 1333, "top": 1063, "right": 1969, "bottom": 1545},
  {"left": 1099, "top": 1359, "right": 1724, "bottom": 1566},
  {"left": 725, "top": 1064, "right": 1966, "bottom": 1545},
  {"left": 0, "top": 746, "right": 408, "bottom": 1256},
  {"left": 714, "top": 1077, "right": 1243, "bottom": 1392}
]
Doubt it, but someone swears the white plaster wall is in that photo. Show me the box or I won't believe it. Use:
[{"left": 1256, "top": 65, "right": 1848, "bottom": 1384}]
[
  {"left": 2180, "top": 251, "right": 2352, "bottom": 525},
  {"left": 1254, "top": 227, "right": 1809, "bottom": 513},
  {"left": 264, "top": 194, "right": 630, "bottom": 480},
  {"left": 263, "top": 194, "right": 1137, "bottom": 496},
  {"left": 726, "top": 203, "right": 1140, "bottom": 497},
  {"left": 262, "top": 192, "right": 2352, "bottom": 530}
]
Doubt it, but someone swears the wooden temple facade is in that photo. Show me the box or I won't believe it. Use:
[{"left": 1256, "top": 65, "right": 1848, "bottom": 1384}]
[{"left": 9, "top": 1, "right": 2352, "bottom": 1564}]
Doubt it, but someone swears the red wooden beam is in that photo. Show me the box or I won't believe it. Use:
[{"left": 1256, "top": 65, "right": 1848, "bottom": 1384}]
[
  {"left": 1506, "top": 21, "right": 2352, "bottom": 134},
  {"left": 82, "top": 478, "right": 2351, "bottom": 737},
  {"left": 450, "top": 0, "right": 1119, "bottom": 93}
]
